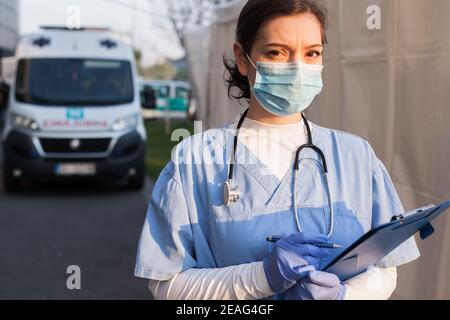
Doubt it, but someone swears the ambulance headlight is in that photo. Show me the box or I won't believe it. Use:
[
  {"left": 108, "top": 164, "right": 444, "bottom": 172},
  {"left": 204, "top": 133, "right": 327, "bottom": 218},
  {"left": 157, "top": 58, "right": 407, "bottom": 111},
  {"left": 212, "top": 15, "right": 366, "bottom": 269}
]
[
  {"left": 11, "top": 113, "right": 40, "bottom": 131},
  {"left": 111, "top": 113, "right": 139, "bottom": 132}
]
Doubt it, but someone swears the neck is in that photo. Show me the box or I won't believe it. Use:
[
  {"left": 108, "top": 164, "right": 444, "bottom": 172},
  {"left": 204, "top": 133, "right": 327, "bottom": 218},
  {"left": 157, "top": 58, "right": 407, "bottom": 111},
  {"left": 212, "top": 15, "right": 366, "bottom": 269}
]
[{"left": 247, "top": 99, "right": 302, "bottom": 125}]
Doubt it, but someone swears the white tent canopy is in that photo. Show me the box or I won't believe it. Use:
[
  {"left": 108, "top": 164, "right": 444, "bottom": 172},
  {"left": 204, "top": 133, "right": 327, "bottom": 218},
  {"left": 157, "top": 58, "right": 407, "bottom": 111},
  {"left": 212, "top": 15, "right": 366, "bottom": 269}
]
[
  {"left": 185, "top": 0, "right": 450, "bottom": 299},
  {"left": 184, "top": 0, "right": 246, "bottom": 129},
  {"left": 184, "top": 24, "right": 212, "bottom": 124}
]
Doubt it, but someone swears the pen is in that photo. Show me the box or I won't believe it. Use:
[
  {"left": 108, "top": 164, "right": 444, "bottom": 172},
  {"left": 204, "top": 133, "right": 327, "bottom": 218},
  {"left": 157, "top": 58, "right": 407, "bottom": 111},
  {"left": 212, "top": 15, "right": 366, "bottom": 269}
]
[{"left": 266, "top": 236, "right": 343, "bottom": 249}]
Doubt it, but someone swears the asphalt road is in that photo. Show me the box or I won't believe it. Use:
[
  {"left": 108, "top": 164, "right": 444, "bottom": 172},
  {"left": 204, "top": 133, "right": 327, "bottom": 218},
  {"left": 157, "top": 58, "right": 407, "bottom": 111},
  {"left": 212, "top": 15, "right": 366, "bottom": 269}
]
[{"left": 0, "top": 145, "right": 154, "bottom": 300}]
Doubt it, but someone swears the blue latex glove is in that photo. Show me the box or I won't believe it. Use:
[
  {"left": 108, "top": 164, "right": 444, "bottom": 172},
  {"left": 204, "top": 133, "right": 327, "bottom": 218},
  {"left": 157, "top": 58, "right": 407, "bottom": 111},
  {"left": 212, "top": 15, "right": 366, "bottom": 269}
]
[
  {"left": 263, "top": 233, "right": 329, "bottom": 294},
  {"left": 284, "top": 271, "right": 346, "bottom": 300}
]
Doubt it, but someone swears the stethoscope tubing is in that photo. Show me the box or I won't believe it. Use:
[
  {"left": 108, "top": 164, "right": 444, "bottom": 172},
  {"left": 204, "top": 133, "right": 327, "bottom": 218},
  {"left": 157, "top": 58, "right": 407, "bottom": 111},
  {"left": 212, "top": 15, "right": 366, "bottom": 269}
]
[{"left": 226, "top": 108, "right": 335, "bottom": 237}]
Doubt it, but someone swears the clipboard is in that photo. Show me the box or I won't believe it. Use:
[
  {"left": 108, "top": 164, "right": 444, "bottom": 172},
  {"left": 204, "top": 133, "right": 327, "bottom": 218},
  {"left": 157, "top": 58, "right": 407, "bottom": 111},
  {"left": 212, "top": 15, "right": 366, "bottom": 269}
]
[{"left": 323, "top": 200, "right": 450, "bottom": 281}]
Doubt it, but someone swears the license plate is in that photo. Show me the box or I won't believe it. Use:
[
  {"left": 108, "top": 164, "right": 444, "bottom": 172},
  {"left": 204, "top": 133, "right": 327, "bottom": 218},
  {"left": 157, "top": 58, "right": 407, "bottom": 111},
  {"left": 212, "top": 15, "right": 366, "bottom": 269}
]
[{"left": 55, "top": 163, "right": 97, "bottom": 176}]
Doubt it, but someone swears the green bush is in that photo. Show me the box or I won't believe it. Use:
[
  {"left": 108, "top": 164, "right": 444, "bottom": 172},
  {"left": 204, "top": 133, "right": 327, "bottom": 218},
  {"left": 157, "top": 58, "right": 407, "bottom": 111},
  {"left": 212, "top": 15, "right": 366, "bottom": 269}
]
[{"left": 144, "top": 120, "right": 195, "bottom": 181}]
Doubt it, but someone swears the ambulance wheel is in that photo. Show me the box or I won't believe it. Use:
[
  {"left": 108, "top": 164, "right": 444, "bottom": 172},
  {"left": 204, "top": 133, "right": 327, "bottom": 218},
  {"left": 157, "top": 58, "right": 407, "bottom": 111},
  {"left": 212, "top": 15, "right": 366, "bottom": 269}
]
[
  {"left": 3, "top": 167, "right": 22, "bottom": 193},
  {"left": 128, "top": 173, "right": 145, "bottom": 191}
]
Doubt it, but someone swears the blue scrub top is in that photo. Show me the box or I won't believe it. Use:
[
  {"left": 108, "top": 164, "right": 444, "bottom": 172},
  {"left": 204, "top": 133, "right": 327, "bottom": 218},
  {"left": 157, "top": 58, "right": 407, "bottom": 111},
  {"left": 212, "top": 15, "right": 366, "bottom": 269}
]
[{"left": 135, "top": 113, "right": 420, "bottom": 286}]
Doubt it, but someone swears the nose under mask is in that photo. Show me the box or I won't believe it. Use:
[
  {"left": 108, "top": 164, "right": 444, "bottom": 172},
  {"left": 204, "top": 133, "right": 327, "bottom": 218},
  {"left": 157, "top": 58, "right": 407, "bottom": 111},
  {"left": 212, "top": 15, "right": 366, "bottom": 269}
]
[{"left": 246, "top": 54, "right": 324, "bottom": 117}]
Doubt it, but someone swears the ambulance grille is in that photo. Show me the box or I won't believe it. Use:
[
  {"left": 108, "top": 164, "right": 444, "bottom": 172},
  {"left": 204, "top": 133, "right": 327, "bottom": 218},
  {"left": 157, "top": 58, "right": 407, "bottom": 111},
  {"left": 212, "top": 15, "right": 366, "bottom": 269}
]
[{"left": 40, "top": 138, "right": 111, "bottom": 154}]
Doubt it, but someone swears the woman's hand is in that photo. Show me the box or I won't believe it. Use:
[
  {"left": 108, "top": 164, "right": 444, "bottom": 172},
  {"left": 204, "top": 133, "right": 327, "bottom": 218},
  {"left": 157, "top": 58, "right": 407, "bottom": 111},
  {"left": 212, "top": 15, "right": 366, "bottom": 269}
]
[
  {"left": 263, "top": 233, "right": 329, "bottom": 294},
  {"left": 284, "top": 271, "right": 346, "bottom": 300}
]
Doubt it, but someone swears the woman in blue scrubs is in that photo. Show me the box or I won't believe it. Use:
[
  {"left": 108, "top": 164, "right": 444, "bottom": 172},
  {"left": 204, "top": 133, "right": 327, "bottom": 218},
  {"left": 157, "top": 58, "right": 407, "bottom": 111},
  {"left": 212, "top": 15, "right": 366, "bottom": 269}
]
[{"left": 135, "top": 0, "right": 420, "bottom": 300}]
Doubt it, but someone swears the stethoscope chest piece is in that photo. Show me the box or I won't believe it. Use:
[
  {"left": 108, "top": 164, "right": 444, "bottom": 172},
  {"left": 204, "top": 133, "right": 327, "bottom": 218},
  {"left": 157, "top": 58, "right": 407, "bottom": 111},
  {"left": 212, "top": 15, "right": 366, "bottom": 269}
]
[{"left": 224, "top": 180, "right": 240, "bottom": 207}]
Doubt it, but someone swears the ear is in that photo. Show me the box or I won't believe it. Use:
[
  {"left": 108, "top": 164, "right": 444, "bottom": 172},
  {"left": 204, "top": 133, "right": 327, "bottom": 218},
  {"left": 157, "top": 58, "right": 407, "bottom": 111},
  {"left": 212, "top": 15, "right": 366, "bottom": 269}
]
[{"left": 233, "top": 42, "right": 249, "bottom": 77}]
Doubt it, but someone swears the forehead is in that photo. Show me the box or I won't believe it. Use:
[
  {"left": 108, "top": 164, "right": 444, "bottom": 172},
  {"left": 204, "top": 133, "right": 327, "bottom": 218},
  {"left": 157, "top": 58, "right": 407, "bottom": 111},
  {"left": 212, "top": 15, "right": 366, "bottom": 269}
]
[{"left": 255, "top": 13, "right": 322, "bottom": 45}]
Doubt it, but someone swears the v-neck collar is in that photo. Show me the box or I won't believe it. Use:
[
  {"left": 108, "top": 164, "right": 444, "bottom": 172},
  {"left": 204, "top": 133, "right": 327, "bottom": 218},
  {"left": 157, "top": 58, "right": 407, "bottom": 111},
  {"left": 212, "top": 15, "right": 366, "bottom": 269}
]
[{"left": 215, "top": 111, "right": 328, "bottom": 208}]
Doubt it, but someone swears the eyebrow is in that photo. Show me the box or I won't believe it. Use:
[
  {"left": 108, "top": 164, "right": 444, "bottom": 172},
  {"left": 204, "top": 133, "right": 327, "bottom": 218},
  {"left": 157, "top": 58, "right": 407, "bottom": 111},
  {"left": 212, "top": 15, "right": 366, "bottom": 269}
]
[
  {"left": 265, "top": 43, "right": 323, "bottom": 50},
  {"left": 305, "top": 44, "right": 323, "bottom": 50}
]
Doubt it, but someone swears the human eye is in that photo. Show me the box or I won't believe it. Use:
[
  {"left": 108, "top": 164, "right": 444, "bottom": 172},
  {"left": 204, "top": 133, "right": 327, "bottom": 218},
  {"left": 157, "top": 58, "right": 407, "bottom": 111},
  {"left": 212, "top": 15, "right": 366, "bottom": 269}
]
[
  {"left": 268, "top": 50, "right": 283, "bottom": 57},
  {"left": 306, "top": 50, "right": 323, "bottom": 58}
]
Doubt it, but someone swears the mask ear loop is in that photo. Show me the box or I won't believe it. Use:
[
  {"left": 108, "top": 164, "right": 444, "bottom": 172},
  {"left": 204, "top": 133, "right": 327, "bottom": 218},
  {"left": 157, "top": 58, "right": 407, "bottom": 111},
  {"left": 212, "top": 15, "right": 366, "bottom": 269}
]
[
  {"left": 245, "top": 53, "right": 259, "bottom": 92},
  {"left": 245, "top": 52, "right": 257, "bottom": 70}
]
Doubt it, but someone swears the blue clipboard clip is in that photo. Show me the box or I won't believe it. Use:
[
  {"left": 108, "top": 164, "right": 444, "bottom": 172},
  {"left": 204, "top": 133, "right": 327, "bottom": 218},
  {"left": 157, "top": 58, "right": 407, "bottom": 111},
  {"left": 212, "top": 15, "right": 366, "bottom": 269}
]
[{"left": 390, "top": 205, "right": 436, "bottom": 240}]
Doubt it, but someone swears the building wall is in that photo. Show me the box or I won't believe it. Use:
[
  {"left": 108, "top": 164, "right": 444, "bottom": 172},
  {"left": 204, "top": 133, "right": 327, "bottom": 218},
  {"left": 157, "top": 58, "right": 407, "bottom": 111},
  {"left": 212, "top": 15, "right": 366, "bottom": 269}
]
[{"left": 0, "top": 0, "right": 19, "bottom": 58}]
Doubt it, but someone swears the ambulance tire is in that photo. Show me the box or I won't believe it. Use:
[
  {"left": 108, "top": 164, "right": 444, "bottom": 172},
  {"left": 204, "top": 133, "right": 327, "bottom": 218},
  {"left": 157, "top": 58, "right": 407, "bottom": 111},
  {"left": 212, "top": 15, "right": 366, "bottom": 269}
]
[
  {"left": 3, "top": 165, "right": 22, "bottom": 193},
  {"left": 128, "top": 173, "right": 145, "bottom": 191}
]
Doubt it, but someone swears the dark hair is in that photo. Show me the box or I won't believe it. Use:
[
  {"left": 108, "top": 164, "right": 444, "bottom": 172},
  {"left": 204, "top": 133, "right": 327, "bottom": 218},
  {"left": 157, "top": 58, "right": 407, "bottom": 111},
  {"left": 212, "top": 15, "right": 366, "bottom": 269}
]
[{"left": 223, "top": 0, "right": 328, "bottom": 101}]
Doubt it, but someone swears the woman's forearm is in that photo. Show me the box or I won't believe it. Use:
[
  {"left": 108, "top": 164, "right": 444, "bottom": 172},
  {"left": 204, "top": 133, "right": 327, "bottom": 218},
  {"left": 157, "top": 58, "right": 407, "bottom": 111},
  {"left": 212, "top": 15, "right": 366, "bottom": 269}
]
[
  {"left": 148, "top": 262, "right": 275, "bottom": 300},
  {"left": 149, "top": 262, "right": 397, "bottom": 300},
  {"left": 344, "top": 267, "right": 397, "bottom": 300}
]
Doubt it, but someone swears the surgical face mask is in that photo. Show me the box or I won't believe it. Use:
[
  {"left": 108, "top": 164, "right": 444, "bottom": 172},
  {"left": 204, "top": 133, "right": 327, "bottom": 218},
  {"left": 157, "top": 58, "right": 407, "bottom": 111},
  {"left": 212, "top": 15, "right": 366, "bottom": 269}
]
[{"left": 246, "top": 54, "right": 324, "bottom": 117}]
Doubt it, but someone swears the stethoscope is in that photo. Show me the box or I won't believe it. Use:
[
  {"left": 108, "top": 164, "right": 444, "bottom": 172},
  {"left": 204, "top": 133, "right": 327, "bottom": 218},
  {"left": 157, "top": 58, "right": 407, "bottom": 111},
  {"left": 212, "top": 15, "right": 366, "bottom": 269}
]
[{"left": 223, "top": 108, "right": 335, "bottom": 237}]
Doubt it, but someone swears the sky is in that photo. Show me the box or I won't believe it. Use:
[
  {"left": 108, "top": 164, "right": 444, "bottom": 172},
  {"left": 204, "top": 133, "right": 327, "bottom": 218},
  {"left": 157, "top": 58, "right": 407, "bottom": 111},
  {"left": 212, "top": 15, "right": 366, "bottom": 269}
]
[{"left": 19, "top": 0, "right": 185, "bottom": 66}]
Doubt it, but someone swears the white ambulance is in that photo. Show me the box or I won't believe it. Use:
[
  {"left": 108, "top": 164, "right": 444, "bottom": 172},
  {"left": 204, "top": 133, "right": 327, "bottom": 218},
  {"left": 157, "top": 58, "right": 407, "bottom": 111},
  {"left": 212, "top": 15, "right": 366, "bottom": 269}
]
[{"left": 0, "top": 27, "right": 147, "bottom": 192}]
